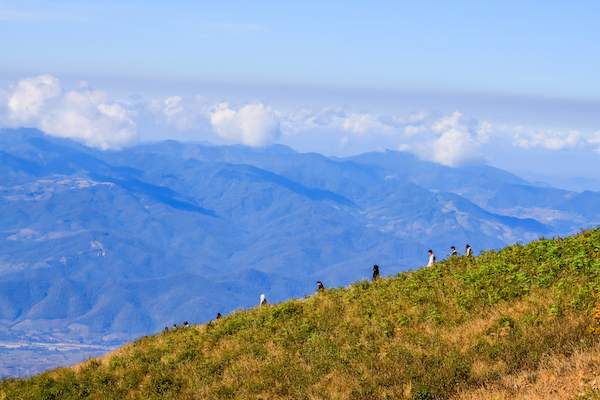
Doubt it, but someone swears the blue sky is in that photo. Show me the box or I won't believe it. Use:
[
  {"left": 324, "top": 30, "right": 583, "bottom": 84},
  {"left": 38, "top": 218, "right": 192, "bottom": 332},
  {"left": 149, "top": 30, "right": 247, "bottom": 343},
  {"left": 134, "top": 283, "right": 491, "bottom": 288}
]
[{"left": 1, "top": 0, "right": 599, "bottom": 184}]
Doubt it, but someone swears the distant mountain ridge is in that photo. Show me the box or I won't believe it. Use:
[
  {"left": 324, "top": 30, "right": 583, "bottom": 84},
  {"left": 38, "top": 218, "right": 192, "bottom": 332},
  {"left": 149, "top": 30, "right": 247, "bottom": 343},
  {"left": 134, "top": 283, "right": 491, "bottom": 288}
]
[{"left": 1, "top": 127, "right": 598, "bottom": 373}]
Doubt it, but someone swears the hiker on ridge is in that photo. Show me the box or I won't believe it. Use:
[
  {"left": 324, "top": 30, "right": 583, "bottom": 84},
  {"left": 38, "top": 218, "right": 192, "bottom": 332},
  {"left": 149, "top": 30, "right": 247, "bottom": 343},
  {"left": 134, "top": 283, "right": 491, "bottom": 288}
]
[
  {"left": 260, "top": 294, "right": 267, "bottom": 306},
  {"left": 317, "top": 281, "right": 325, "bottom": 291},
  {"left": 451, "top": 246, "right": 457, "bottom": 257},
  {"left": 427, "top": 250, "right": 436, "bottom": 267},
  {"left": 372, "top": 265, "right": 380, "bottom": 281},
  {"left": 465, "top": 244, "right": 472, "bottom": 257}
]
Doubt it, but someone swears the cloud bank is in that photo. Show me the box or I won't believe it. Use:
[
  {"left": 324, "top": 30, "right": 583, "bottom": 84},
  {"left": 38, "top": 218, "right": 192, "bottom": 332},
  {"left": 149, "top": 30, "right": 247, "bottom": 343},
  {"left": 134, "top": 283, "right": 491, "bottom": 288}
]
[
  {"left": 1, "top": 75, "right": 599, "bottom": 167},
  {"left": 0, "top": 75, "right": 137, "bottom": 150},
  {"left": 512, "top": 128, "right": 592, "bottom": 151}
]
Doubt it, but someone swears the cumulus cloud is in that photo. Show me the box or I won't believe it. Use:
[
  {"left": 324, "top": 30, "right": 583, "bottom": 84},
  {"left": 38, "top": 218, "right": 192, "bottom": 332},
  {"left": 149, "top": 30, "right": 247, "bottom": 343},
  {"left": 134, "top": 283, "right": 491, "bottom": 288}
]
[
  {"left": 6, "top": 75, "right": 62, "bottom": 120},
  {"left": 398, "top": 112, "right": 485, "bottom": 167},
  {"left": 428, "top": 126, "right": 482, "bottom": 166},
  {"left": 209, "top": 102, "right": 280, "bottom": 147},
  {"left": 0, "top": 75, "right": 137, "bottom": 149}
]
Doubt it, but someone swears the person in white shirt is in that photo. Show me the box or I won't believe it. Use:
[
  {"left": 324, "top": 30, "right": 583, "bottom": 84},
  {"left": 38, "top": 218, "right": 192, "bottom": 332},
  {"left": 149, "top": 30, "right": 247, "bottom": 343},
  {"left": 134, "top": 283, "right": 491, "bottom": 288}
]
[
  {"left": 427, "top": 250, "right": 436, "bottom": 267},
  {"left": 465, "top": 244, "right": 472, "bottom": 257}
]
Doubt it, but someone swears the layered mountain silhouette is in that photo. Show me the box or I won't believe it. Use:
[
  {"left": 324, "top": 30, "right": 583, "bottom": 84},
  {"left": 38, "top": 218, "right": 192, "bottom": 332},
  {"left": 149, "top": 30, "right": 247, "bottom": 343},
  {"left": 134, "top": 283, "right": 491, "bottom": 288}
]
[{"left": 1, "top": 127, "right": 597, "bottom": 349}]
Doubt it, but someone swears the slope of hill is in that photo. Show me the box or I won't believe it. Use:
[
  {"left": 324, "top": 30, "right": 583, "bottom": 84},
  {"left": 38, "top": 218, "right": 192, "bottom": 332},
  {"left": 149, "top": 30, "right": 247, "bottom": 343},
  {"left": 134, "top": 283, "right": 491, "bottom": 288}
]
[{"left": 2, "top": 228, "right": 600, "bottom": 399}]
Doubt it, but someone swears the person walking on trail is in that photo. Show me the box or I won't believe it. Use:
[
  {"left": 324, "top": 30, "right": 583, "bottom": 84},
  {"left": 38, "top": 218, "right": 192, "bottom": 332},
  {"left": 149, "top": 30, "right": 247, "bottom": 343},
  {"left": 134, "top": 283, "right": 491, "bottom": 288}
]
[
  {"left": 260, "top": 294, "right": 267, "bottom": 306},
  {"left": 427, "top": 250, "right": 436, "bottom": 267},
  {"left": 451, "top": 246, "right": 457, "bottom": 257},
  {"left": 215, "top": 313, "right": 221, "bottom": 321},
  {"left": 465, "top": 244, "right": 472, "bottom": 256},
  {"left": 317, "top": 281, "right": 325, "bottom": 291},
  {"left": 372, "top": 265, "right": 380, "bottom": 281}
]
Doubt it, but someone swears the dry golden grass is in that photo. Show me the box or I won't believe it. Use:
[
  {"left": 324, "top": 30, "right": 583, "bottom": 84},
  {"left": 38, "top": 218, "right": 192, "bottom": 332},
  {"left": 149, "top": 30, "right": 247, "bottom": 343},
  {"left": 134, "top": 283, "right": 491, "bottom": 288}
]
[{"left": 452, "top": 344, "right": 600, "bottom": 400}]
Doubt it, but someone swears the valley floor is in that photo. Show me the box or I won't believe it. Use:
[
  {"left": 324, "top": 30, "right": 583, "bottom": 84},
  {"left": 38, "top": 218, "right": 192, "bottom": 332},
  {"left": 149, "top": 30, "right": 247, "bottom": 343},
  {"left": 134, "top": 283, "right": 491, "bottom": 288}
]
[{"left": 0, "top": 341, "right": 117, "bottom": 377}]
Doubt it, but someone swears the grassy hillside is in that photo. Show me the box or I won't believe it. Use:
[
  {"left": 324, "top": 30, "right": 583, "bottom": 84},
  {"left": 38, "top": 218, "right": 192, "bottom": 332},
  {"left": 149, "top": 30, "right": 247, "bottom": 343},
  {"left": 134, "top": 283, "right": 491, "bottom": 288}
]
[{"left": 3, "top": 228, "right": 600, "bottom": 399}]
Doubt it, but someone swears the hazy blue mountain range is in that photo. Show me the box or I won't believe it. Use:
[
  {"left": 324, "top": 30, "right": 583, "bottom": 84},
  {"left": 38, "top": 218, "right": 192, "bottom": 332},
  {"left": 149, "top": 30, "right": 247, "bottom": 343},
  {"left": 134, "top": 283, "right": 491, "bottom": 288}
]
[{"left": 1, "top": 127, "right": 598, "bottom": 374}]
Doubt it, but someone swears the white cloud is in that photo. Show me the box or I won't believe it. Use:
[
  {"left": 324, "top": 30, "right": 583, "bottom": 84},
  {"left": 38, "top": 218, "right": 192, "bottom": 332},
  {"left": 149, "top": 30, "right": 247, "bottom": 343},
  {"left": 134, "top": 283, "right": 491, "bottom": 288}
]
[
  {"left": 430, "top": 111, "right": 468, "bottom": 134},
  {"left": 313, "top": 106, "right": 345, "bottom": 125},
  {"left": 282, "top": 105, "right": 346, "bottom": 135},
  {"left": 512, "top": 129, "right": 594, "bottom": 151},
  {"left": 38, "top": 92, "right": 137, "bottom": 150},
  {"left": 148, "top": 95, "right": 210, "bottom": 131},
  {"left": 429, "top": 127, "right": 482, "bottom": 166},
  {"left": 476, "top": 121, "right": 494, "bottom": 144},
  {"left": 379, "top": 111, "right": 429, "bottom": 127},
  {"left": 342, "top": 113, "right": 378, "bottom": 135},
  {"left": 408, "top": 111, "right": 428, "bottom": 123},
  {"left": 209, "top": 102, "right": 280, "bottom": 147},
  {"left": 398, "top": 112, "right": 484, "bottom": 167},
  {"left": 286, "top": 107, "right": 315, "bottom": 123},
  {"left": 590, "top": 131, "right": 600, "bottom": 153},
  {"left": 6, "top": 75, "right": 62, "bottom": 121},
  {"left": 339, "top": 136, "right": 349, "bottom": 148},
  {"left": 0, "top": 75, "right": 137, "bottom": 150},
  {"left": 283, "top": 106, "right": 401, "bottom": 141},
  {"left": 404, "top": 125, "right": 423, "bottom": 136}
]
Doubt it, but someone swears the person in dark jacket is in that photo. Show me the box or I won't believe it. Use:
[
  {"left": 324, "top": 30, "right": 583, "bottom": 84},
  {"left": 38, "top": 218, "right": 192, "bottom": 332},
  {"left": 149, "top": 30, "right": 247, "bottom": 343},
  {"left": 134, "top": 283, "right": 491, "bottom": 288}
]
[
  {"left": 372, "top": 265, "right": 380, "bottom": 281},
  {"left": 451, "top": 246, "right": 457, "bottom": 257},
  {"left": 317, "top": 281, "right": 325, "bottom": 291}
]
